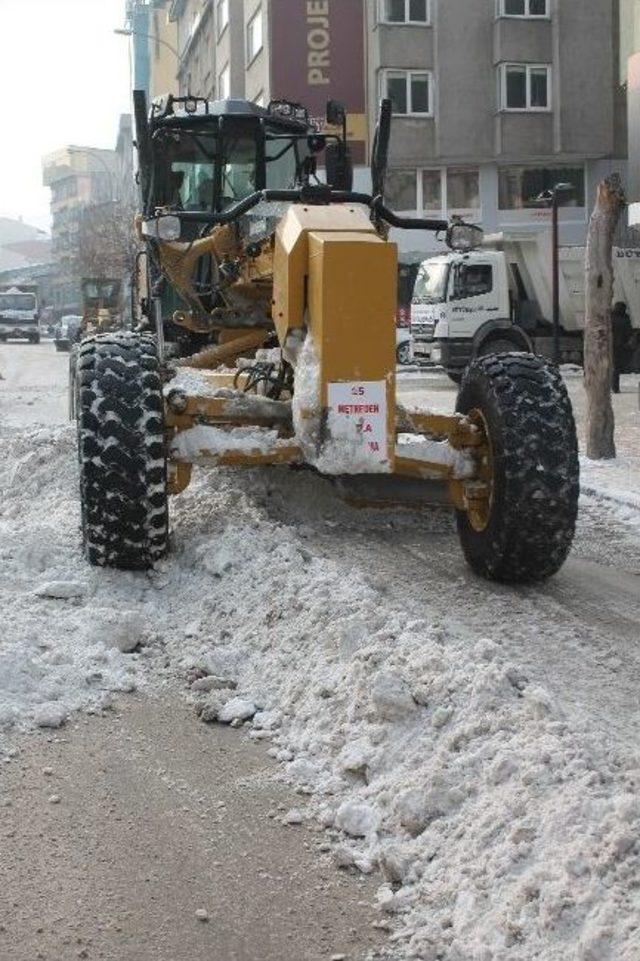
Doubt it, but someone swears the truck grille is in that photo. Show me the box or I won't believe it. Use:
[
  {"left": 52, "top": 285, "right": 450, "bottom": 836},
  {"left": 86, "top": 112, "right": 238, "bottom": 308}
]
[{"left": 411, "top": 322, "right": 435, "bottom": 340}]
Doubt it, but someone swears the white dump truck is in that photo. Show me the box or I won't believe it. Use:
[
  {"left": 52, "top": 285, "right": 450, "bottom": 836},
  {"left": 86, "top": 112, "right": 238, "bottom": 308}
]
[
  {"left": 411, "top": 233, "right": 640, "bottom": 381},
  {"left": 0, "top": 284, "right": 40, "bottom": 343}
]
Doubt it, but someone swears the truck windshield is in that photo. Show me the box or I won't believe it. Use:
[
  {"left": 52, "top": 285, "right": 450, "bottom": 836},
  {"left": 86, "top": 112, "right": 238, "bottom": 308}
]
[
  {"left": 412, "top": 263, "right": 450, "bottom": 304},
  {"left": 0, "top": 293, "right": 36, "bottom": 311}
]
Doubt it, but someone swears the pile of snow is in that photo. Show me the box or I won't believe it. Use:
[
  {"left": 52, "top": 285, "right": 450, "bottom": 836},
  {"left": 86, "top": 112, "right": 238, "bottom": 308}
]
[
  {"left": 0, "top": 426, "right": 144, "bottom": 733},
  {"left": 164, "top": 482, "right": 640, "bottom": 961},
  {"left": 2, "top": 414, "right": 640, "bottom": 960}
]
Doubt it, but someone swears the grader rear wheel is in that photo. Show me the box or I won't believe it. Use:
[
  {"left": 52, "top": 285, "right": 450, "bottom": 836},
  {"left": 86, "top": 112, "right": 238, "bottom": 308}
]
[
  {"left": 455, "top": 353, "right": 579, "bottom": 583},
  {"left": 76, "top": 332, "right": 169, "bottom": 570}
]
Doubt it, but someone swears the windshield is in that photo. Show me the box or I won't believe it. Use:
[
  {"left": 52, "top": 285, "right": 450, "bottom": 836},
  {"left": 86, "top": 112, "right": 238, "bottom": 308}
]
[
  {"left": 412, "top": 263, "right": 450, "bottom": 304},
  {"left": 220, "top": 131, "right": 258, "bottom": 208},
  {"left": 156, "top": 129, "right": 219, "bottom": 211},
  {"left": 83, "top": 282, "right": 119, "bottom": 305},
  {"left": 0, "top": 293, "right": 36, "bottom": 311},
  {"left": 265, "top": 134, "right": 305, "bottom": 190}
]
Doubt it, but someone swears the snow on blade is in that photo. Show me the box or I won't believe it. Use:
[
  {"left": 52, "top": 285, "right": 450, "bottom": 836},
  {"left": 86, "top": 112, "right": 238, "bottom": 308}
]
[
  {"left": 170, "top": 425, "right": 281, "bottom": 460},
  {"left": 396, "top": 434, "right": 475, "bottom": 479}
]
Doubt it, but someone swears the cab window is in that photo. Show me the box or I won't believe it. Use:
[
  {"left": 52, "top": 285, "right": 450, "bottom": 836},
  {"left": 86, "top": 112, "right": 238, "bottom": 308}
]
[
  {"left": 452, "top": 264, "right": 493, "bottom": 300},
  {"left": 220, "top": 131, "right": 258, "bottom": 208}
]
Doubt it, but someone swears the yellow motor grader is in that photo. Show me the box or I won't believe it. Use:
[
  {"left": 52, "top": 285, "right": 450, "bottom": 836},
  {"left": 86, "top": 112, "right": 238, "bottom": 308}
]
[{"left": 74, "top": 93, "right": 579, "bottom": 582}]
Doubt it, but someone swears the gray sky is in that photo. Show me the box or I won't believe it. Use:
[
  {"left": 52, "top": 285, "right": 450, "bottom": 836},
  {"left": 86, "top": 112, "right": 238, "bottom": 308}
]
[{"left": 0, "top": 0, "right": 131, "bottom": 231}]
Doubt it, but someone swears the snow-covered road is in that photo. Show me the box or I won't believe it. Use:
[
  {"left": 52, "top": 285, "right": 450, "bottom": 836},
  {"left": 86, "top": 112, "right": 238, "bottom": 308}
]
[{"left": 1, "top": 343, "right": 639, "bottom": 961}]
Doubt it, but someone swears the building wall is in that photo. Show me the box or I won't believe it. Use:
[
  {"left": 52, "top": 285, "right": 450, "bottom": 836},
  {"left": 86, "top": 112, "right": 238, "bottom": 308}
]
[
  {"left": 243, "top": 0, "right": 268, "bottom": 103},
  {"left": 367, "top": 0, "right": 627, "bottom": 257},
  {"left": 42, "top": 148, "right": 119, "bottom": 314},
  {"left": 173, "top": 0, "right": 216, "bottom": 96},
  {"left": 149, "top": 0, "right": 179, "bottom": 97},
  {"left": 623, "top": 0, "right": 640, "bottom": 224}
]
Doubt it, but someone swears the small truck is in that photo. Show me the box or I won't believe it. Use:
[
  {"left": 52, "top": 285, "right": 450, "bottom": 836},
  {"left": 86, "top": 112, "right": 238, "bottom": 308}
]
[
  {"left": 0, "top": 285, "right": 40, "bottom": 343},
  {"left": 411, "top": 234, "right": 640, "bottom": 381}
]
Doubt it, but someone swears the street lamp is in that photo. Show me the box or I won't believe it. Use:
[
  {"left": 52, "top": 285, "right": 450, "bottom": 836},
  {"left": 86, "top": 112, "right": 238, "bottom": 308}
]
[
  {"left": 113, "top": 27, "right": 179, "bottom": 60},
  {"left": 536, "top": 182, "right": 575, "bottom": 365}
]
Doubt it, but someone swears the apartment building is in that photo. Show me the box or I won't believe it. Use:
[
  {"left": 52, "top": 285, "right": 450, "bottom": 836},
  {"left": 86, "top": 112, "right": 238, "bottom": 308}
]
[
  {"left": 370, "top": 0, "right": 626, "bottom": 255},
  {"left": 142, "top": 0, "right": 627, "bottom": 257},
  {"left": 42, "top": 148, "right": 118, "bottom": 314}
]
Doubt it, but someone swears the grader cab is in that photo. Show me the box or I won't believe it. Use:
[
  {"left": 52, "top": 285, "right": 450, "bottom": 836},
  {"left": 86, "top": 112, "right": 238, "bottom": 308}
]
[
  {"left": 81, "top": 278, "right": 122, "bottom": 335},
  {"left": 74, "top": 93, "right": 579, "bottom": 583}
]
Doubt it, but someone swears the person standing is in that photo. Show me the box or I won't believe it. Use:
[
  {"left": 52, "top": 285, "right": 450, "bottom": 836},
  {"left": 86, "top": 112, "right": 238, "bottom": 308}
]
[{"left": 611, "top": 301, "right": 632, "bottom": 394}]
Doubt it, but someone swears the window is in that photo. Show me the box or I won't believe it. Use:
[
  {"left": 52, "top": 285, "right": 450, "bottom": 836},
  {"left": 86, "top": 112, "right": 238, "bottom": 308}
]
[
  {"left": 498, "top": 166, "right": 585, "bottom": 210},
  {"left": 253, "top": 89, "right": 265, "bottom": 107},
  {"left": 380, "top": 0, "right": 430, "bottom": 24},
  {"left": 218, "top": 62, "right": 230, "bottom": 99},
  {"left": 452, "top": 264, "right": 493, "bottom": 300},
  {"left": 385, "top": 167, "right": 480, "bottom": 215},
  {"left": 422, "top": 170, "right": 442, "bottom": 212},
  {"left": 265, "top": 134, "right": 298, "bottom": 190},
  {"left": 221, "top": 131, "right": 258, "bottom": 207},
  {"left": 246, "top": 8, "right": 263, "bottom": 64},
  {"left": 447, "top": 168, "right": 481, "bottom": 211},
  {"left": 383, "top": 70, "right": 432, "bottom": 115},
  {"left": 500, "top": 0, "right": 548, "bottom": 16},
  {"left": 501, "top": 64, "right": 551, "bottom": 110},
  {"left": 217, "top": 0, "right": 229, "bottom": 36},
  {"left": 385, "top": 169, "right": 418, "bottom": 210}
]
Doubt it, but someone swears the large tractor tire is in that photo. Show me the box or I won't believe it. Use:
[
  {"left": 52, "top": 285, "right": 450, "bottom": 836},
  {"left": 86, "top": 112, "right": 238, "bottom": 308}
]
[
  {"left": 76, "top": 332, "right": 169, "bottom": 570},
  {"left": 455, "top": 353, "right": 579, "bottom": 583}
]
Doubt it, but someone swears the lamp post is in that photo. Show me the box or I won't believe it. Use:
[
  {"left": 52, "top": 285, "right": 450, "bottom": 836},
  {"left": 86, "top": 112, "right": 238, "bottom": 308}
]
[
  {"left": 113, "top": 27, "right": 179, "bottom": 60},
  {"left": 536, "top": 182, "right": 575, "bottom": 365}
]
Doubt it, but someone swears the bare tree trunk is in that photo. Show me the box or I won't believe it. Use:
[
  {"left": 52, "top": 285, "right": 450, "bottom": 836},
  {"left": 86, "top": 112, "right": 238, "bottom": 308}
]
[{"left": 584, "top": 174, "right": 625, "bottom": 460}]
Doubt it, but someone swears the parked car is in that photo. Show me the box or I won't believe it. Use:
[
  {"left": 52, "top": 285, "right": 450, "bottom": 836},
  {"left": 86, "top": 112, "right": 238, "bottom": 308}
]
[{"left": 54, "top": 315, "right": 83, "bottom": 352}]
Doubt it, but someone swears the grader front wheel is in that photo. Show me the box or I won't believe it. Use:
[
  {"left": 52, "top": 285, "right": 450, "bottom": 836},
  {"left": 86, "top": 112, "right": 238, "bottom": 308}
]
[
  {"left": 456, "top": 353, "right": 579, "bottom": 583},
  {"left": 76, "top": 333, "right": 169, "bottom": 570}
]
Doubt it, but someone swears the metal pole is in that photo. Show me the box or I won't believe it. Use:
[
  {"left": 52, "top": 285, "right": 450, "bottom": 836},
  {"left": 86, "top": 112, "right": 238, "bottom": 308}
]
[{"left": 552, "top": 188, "right": 560, "bottom": 366}]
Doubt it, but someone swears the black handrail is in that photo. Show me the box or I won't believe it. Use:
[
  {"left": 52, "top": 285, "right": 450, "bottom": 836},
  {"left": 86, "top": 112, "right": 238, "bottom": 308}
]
[{"left": 157, "top": 187, "right": 450, "bottom": 234}]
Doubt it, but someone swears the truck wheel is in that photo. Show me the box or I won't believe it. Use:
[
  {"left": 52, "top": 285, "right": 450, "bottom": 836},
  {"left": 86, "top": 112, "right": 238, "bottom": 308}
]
[
  {"left": 455, "top": 353, "right": 579, "bottom": 583},
  {"left": 396, "top": 340, "right": 412, "bottom": 365},
  {"left": 76, "top": 332, "right": 169, "bottom": 570}
]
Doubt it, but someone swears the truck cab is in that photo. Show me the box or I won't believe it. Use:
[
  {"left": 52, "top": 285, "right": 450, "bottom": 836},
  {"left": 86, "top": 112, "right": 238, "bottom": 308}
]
[
  {"left": 412, "top": 239, "right": 640, "bottom": 381},
  {"left": 411, "top": 250, "right": 523, "bottom": 376},
  {"left": 0, "top": 285, "right": 40, "bottom": 343}
]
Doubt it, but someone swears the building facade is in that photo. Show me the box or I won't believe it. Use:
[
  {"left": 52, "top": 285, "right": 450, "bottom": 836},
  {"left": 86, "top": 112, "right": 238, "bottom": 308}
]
[
  {"left": 42, "top": 147, "right": 118, "bottom": 315},
  {"left": 622, "top": 0, "right": 640, "bottom": 226},
  {"left": 142, "top": 0, "right": 628, "bottom": 258},
  {"left": 370, "top": 0, "right": 626, "bottom": 256}
]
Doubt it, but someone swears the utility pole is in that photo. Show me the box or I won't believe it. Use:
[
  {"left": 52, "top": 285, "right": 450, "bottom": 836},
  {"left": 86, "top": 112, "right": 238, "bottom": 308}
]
[{"left": 550, "top": 183, "right": 574, "bottom": 365}]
